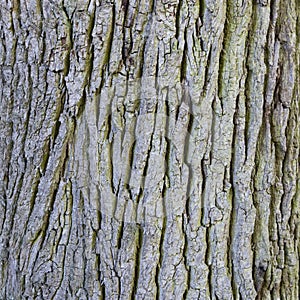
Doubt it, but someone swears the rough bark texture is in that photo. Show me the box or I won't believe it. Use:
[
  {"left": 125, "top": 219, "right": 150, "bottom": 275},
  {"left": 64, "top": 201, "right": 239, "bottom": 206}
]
[{"left": 0, "top": 0, "right": 299, "bottom": 299}]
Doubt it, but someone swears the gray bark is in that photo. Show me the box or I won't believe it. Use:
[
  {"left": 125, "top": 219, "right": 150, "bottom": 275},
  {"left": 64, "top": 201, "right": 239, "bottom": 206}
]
[{"left": 0, "top": 0, "right": 299, "bottom": 299}]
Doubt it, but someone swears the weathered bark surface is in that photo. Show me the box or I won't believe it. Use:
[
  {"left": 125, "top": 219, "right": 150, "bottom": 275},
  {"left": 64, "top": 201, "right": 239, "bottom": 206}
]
[{"left": 0, "top": 0, "right": 299, "bottom": 299}]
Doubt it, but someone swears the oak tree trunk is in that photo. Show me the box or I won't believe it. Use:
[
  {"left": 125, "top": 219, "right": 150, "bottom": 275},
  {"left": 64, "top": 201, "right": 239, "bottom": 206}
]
[{"left": 0, "top": 0, "right": 299, "bottom": 299}]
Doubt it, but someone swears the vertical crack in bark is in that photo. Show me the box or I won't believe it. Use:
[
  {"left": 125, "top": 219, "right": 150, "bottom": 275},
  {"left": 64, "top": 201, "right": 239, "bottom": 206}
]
[
  {"left": 106, "top": 3, "right": 116, "bottom": 74},
  {"left": 131, "top": 223, "right": 142, "bottom": 299},
  {"left": 61, "top": 3, "right": 74, "bottom": 78},
  {"left": 180, "top": 28, "right": 187, "bottom": 83},
  {"left": 204, "top": 226, "right": 212, "bottom": 298},
  {"left": 175, "top": 0, "right": 182, "bottom": 41}
]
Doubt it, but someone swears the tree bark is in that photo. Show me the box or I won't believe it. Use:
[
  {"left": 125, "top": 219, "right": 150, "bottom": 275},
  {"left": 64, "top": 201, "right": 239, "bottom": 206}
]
[{"left": 0, "top": 0, "right": 299, "bottom": 299}]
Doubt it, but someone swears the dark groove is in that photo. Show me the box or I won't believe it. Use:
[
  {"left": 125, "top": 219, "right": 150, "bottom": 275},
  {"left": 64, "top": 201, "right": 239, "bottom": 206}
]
[
  {"left": 106, "top": 3, "right": 116, "bottom": 71},
  {"left": 131, "top": 224, "right": 143, "bottom": 299},
  {"left": 182, "top": 214, "right": 190, "bottom": 299},
  {"left": 205, "top": 226, "right": 212, "bottom": 299},
  {"left": 156, "top": 217, "right": 166, "bottom": 299},
  {"left": 180, "top": 28, "right": 188, "bottom": 83},
  {"left": 175, "top": 0, "right": 182, "bottom": 40}
]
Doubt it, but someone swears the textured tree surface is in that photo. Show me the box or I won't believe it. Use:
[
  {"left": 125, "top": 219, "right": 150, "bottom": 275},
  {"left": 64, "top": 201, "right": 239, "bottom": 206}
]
[{"left": 0, "top": 0, "right": 299, "bottom": 299}]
